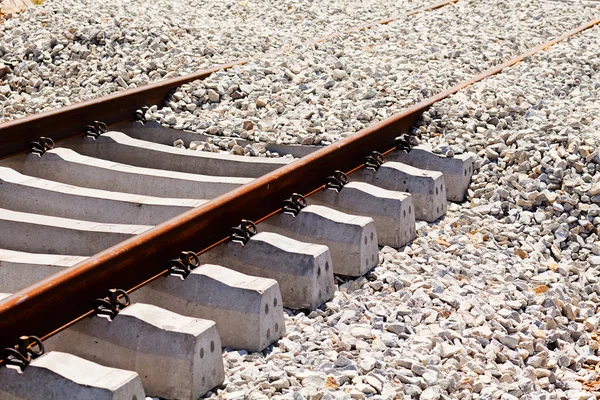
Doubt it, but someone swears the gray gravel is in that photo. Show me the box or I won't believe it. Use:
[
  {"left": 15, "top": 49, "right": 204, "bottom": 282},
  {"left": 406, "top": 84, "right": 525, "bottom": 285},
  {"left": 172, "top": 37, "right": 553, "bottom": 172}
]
[
  {"left": 4, "top": 0, "right": 600, "bottom": 399},
  {"left": 0, "top": 0, "right": 434, "bottom": 122},
  {"left": 199, "top": 9, "right": 600, "bottom": 400},
  {"left": 0, "top": 0, "right": 33, "bottom": 15},
  {"left": 152, "top": 0, "right": 600, "bottom": 157},
  {"left": 418, "top": 24, "right": 600, "bottom": 266}
]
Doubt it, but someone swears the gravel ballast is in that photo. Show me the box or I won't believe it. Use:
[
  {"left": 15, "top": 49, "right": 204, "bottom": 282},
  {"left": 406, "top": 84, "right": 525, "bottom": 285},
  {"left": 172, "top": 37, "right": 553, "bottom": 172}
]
[
  {"left": 3, "top": 0, "right": 600, "bottom": 399},
  {"left": 150, "top": 0, "right": 600, "bottom": 157},
  {"left": 199, "top": 10, "right": 600, "bottom": 400},
  {"left": 0, "top": 0, "right": 436, "bottom": 122}
]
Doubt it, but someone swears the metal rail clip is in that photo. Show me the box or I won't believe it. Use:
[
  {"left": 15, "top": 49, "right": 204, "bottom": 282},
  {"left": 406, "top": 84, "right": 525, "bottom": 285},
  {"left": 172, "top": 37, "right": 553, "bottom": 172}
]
[
  {"left": 281, "top": 193, "right": 307, "bottom": 217},
  {"left": 394, "top": 134, "right": 413, "bottom": 153},
  {"left": 93, "top": 288, "right": 130, "bottom": 319},
  {"left": 85, "top": 121, "right": 108, "bottom": 139},
  {"left": 364, "top": 151, "right": 384, "bottom": 171},
  {"left": 0, "top": 335, "right": 44, "bottom": 371},
  {"left": 29, "top": 137, "right": 55, "bottom": 157},
  {"left": 134, "top": 106, "right": 150, "bottom": 123},
  {"left": 229, "top": 219, "right": 257, "bottom": 245},
  {"left": 325, "top": 170, "right": 349, "bottom": 192},
  {"left": 168, "top": 251, "right": 200, "bottom": 279}
]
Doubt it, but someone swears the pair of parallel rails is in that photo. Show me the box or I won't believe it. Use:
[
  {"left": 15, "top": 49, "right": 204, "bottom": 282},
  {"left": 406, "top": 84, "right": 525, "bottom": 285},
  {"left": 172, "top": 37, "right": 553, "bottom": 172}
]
[{"left": 0, "top": 0, "right": 598, "bottom": 396}]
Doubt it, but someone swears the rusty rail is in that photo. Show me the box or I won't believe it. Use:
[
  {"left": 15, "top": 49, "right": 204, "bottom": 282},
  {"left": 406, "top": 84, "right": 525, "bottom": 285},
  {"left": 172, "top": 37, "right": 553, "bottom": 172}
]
[{"left": 1, "top": 16, "right": 599, "bottom": 351}]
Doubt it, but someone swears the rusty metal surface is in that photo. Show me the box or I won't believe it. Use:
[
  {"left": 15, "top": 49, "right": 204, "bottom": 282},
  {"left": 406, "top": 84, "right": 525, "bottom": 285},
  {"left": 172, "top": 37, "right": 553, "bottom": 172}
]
[
  {"left": 0, "top": 87, "right": 419, "bottom": 350},
  {"left": 1, "top": 16, "right": 600, "bottom": 351}
]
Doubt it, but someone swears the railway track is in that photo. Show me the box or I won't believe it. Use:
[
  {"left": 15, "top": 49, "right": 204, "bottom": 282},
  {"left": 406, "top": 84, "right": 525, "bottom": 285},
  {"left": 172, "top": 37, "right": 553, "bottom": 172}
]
[{"left": 1, "top": 1, "right": 600, "bottom": 398}]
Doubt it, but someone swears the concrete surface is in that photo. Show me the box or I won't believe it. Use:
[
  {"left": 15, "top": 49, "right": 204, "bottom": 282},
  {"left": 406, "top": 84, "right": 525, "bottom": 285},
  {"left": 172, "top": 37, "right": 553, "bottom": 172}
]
[
  {"left": 0, "top": 351, "right": 145, "bottom": 400},
  {"left": 199, "top": 232, "right": 335, "bottom": 310},
  {"left": 134, "top": 264, "right": 285, "bottom": 352},
  {"left": 46, "top": 303, "right": 225, "bottom": 400}
]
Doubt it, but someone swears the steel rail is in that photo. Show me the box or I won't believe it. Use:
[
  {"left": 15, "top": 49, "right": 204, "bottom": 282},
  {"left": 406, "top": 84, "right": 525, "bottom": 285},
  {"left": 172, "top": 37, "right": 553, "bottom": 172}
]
[
  {"left": 0, "top": 0, "right": 459, "bottom": 160},
  {"left": 1, "top": 17, "right": 599, "bottom": 350}
]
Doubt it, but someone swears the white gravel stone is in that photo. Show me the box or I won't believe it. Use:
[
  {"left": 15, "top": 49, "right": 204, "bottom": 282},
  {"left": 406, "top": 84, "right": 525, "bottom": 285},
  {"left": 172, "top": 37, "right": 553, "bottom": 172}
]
[
  {"left": 154, "top": 0, "right": 600, "bottom": 157},
  {"left": 201, "top": 7, "right": 600, "bottom": 400},
  {"left": 0, "top": 0, "right": 437, "bottom": 122},
  {"left": 0, "top": 0, "right": 33, "bottom": 15},
  {"left": 4, "top": 1, "right": 600, "bottom": 399}
]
